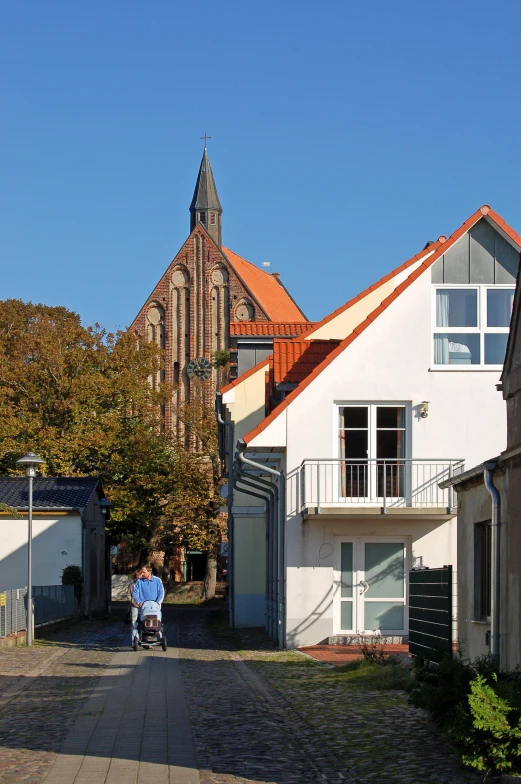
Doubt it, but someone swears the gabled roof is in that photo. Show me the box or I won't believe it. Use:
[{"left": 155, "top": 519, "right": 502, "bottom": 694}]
[
  {"left": 223, "top": 247, "right": 308, "bottom": 323},
  {"left": 229, "top": 322, "right": 314, "bottom": 337},
  {"left": 0, "top": 477, "right": 101, "bottom": 511},
  {"left": 294, "top": 239, "right": 445, "bottom": 341},
  {"left": 244, "top": 205, "right": 521, "bottom": 445},
  {"left": 271, "top": 339, "right": 340, "bottom": 384}
]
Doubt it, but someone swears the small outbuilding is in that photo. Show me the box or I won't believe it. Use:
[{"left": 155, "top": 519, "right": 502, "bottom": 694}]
[{"left": 0, "top": 476, "right": 108, "bottom": 615}]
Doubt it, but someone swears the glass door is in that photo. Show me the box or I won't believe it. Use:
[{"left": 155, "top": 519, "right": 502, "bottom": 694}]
[
  {"left": 339, "top": 541, "right": 355, "bottom": 631},
  {"left": 359, "top": 540, "right": 406, "bottom": 634},
  {"left": 335, "top": 538, "right": 407, "bottom": 635},
  {"left": 339, "top": 407, "right": 369, "bottom": 500}
]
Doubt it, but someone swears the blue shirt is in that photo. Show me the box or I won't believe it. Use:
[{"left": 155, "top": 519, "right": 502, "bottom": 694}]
[{"left": 133, "top": 575, "right": 164, "bottom": 605}]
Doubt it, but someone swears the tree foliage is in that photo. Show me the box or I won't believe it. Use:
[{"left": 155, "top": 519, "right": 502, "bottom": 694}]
[{"left": 0, "top": 299, "right": 224, "bottom": 566}]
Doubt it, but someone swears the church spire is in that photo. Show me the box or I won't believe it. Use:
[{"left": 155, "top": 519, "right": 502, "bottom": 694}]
[{"left": 190, "top": 146, "right": 222, "bottom": 247}]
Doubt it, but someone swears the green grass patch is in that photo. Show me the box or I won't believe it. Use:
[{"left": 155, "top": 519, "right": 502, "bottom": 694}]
[{"left": 333, "top": 658, "right": 411, "bottom": 690}]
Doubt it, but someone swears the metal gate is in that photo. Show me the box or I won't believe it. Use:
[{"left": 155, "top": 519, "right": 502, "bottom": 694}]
[{"left": 409, "top": 566, "right": 453, "bottom": 662}]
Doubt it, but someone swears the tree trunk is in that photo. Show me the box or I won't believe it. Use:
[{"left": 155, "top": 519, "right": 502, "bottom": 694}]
[
  {"left": 138, "top": 527, "right": 161, "bottom": 568},
  {"left": 204, "top": 550, "right": 217, "bottom": 601},
  {"left": 162, "top": 547, "right": 173, "bottom": 583}
]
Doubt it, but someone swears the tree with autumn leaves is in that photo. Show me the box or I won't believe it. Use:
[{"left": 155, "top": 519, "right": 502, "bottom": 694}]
[{"left": 0, "top": 299, "right": 224, "bottom": 595}]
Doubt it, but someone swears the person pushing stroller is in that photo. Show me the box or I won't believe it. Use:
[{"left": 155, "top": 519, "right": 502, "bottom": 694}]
[{"left": 132, "top": 565, "right": 165, "bottom": 648}]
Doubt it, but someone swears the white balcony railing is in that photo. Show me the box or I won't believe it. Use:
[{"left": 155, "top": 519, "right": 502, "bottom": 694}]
[{"left": 300, "top": 459, "right": 464, "bottom": 511}]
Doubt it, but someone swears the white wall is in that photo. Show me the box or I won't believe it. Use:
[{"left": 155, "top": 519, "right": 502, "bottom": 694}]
[
  {"left": 0, "top": 514, "right": 82, "bottom": 591},
  {"left": 251, "top": 268, "right": 508, "bottom": 646}
]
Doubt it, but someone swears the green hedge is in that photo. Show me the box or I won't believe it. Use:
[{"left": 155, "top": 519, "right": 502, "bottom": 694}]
[{"left": 409, "top": 655, "right": 521, "bottom": 776}]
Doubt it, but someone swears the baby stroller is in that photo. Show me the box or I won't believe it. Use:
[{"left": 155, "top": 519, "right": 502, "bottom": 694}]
[{"left": 133, "top": 600, "right": 167, "bottom": 652}]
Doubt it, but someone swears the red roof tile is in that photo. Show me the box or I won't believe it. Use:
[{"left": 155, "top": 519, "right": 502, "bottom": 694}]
[
  {"left": 223, "top": 247, "right": 308, "bottom": 323},
  {"left": 272, "top": 340, "right": 340, "bottom": 384},
  {"left": 244, "top": 206, "right": 519, "bottom": 445},
  {"left": 229, "top": 321, "right": 314, "bottom": 337}
]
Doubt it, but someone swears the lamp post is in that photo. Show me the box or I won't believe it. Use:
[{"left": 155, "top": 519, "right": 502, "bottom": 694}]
[{"left": 16, "top": 452, "right": 45, "bottom": 646}]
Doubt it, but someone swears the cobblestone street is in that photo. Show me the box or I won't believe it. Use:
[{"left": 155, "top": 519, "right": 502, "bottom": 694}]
[{"left": 0, "top": 607, "right": 481, "bottom": 784}]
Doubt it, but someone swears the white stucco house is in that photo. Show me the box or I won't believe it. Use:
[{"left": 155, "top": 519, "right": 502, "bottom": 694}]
[
  {"left": 218, "top": 205, "right": 520, "bottom": 649},
  {"left": 0, "top": 476, "right": 109, "bottom": 615}
]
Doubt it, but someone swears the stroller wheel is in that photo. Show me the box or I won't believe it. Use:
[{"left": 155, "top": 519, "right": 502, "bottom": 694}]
[
  {"left": 161, "top": 636, "right": 168, "bottom": 652},
  {"left": 133, "top": 637, "right": 139, "bottom": 652}
]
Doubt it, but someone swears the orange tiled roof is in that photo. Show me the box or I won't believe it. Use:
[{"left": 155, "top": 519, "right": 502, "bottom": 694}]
[
  {"left": 223, "top": 246, "right": 308, "bottom": 323},
  {"left": 244, "top": 205, "right": 521, "bottom": 445},
  {"left": 229, "top": 322, "right": 314, "bottom": 337},
  {"left": 272, "top": 339, "right": 340, "bottom": 384}
]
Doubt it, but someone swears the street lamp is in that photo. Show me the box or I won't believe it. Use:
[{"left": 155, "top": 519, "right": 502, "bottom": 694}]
[{"left": 16, "top": 452, "right": 45, "bottom": 646}]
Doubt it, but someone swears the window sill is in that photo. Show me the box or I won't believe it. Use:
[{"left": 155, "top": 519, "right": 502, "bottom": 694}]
[
  {"left": 429, "top": 367, "right": 503, "bottom": 372},
  {"left": 471, "top": 619, "right": 490, "bottom": 624}
]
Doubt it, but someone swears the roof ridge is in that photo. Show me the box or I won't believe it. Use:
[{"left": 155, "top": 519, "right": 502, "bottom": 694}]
[
  {"left": 243, "top": 205, "right": 514, "bottom": 445},
  {"left": 292, "top": 238, "right": 444, "bottom": 342}
]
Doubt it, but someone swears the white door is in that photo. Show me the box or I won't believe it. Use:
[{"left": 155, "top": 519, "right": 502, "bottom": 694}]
[
  {"left": 337, "top": 405, "right": 408, "bottom": 504},
  {"left": 335, "top": 537, "right": 407, "bottom": 635}
]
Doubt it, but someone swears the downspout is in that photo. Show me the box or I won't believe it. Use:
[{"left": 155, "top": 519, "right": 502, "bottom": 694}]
[
  {"left": 483, "top": 461, "right": 501, "bottom": 666},
  {"left": 233, "top": 469, "right": 275, "bottom": 632},
  {"left": 216, "top": 392, "right": 235, "bottom": 628},
  {"left": 237, "top": 440, "right": 286, "bottom": 649}
]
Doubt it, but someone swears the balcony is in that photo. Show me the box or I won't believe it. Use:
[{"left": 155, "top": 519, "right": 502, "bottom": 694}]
[{"left": 300, "top": 459, "right": 464, "bottom": 519}]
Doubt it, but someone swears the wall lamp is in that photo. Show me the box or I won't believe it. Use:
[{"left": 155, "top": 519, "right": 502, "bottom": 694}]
[{"left": 420, "top": 401, "right": 430, "bottom": 419}]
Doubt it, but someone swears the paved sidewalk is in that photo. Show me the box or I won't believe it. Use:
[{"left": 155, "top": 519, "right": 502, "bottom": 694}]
[{"left": 43, "top": 636, "right": 198, "bottom": 784}]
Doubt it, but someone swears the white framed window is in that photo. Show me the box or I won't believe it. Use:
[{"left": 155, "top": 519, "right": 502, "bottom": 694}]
[
  {"left": 432, "top": 285, "right": 514, "bottom": 368},
  {"left": 337, "top": 403, "right": 408, "bottom": 500}
]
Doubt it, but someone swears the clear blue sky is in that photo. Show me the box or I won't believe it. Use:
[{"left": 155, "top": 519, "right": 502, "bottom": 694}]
[{"left": 1, "top": 1, "right": 520, "bottom": 331}]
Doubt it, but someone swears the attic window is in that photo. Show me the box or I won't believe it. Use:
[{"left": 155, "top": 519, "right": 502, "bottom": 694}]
[
  {"left": 210, "top": 212, "right": 216, "bottom": 225},
  {"left": 199, "top": 212, "right": 206, "bottom": 223}
]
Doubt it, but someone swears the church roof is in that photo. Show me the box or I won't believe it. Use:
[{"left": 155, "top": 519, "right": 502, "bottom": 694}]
[
  {"left": 243, "top": 205, "right": 521, "bottom": 445},
  {"left": 190, "top": 148, "right": 222, "bottom": 212},
  {"left": 223, "top": 246, "right": 308, "bottom": 323},
  {"left": 229, "top": 322, "right": 314, "bottom": 337}
]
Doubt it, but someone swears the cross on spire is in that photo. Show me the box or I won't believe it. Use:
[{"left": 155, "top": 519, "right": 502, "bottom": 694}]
[{"left": 200, "top": 133, "right": 211, "bottom": 148}]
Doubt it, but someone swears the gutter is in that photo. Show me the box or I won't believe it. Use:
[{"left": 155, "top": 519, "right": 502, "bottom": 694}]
[{"left": 438, "top": 458, "right": 499, "bottom": 490}]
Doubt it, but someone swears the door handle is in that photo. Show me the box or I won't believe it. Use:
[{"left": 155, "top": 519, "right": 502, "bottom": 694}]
[{"left": 359, "top": 580, "right": 369, "bottom": 595}]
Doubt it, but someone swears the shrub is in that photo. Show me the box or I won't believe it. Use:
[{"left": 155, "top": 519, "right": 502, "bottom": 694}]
[
  {"left": 409, "top": 655, "right": 521, "bottom": 776},
  {"left": 61, "top": 564, "right": 83, "bottom": 601}
]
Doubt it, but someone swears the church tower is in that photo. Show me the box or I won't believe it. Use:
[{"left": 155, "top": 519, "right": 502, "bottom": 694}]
[{"left": 189, "top": 147, "right": 222, "bottom": 247}]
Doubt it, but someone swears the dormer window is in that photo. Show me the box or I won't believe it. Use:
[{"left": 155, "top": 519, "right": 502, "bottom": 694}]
[
  {"left": 199, "top": 211, "right": 206, "bottom": 223},
  {"left": 210, "top": 212, "right": 216, "bottom": 225}
]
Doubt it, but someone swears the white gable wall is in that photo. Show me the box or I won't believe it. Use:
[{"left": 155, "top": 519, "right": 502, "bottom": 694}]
[{"left": 262, "top": 267, "right": 507, "bottom": 647}]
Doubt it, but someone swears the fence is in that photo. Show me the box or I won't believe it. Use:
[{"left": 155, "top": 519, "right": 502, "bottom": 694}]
[
  {"left": 0, "top": 585, "right": 75, "bottom": 637},
  {"left": 300, "top": 459, "right": 464, "bottom": 510},
  {"left": 409, "top": 566, "right": 453, "bottom": 662}
]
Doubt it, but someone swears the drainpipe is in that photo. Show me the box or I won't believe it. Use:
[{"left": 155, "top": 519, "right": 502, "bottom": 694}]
[
  {"left": 483, "top": 460, "right": 501, "bottom": 666},
  {"left": 237, "top": 441, "right": 286, "bottom": 649},
  {"left": 216, "top": 392, "right": 235, "bottom": 628},
  {"left": 233, "top": 469, "right": 276, "bottom": 633}
]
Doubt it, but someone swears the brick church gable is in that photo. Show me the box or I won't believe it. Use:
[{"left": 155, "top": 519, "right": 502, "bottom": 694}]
[{"left": 130, "top": 147, "right": 309, "bottom": 426}]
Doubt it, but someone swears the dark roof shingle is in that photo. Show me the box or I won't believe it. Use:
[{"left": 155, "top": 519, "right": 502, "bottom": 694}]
[{"left": 0, "top": 477, "right": 100, "bottom": 511}]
